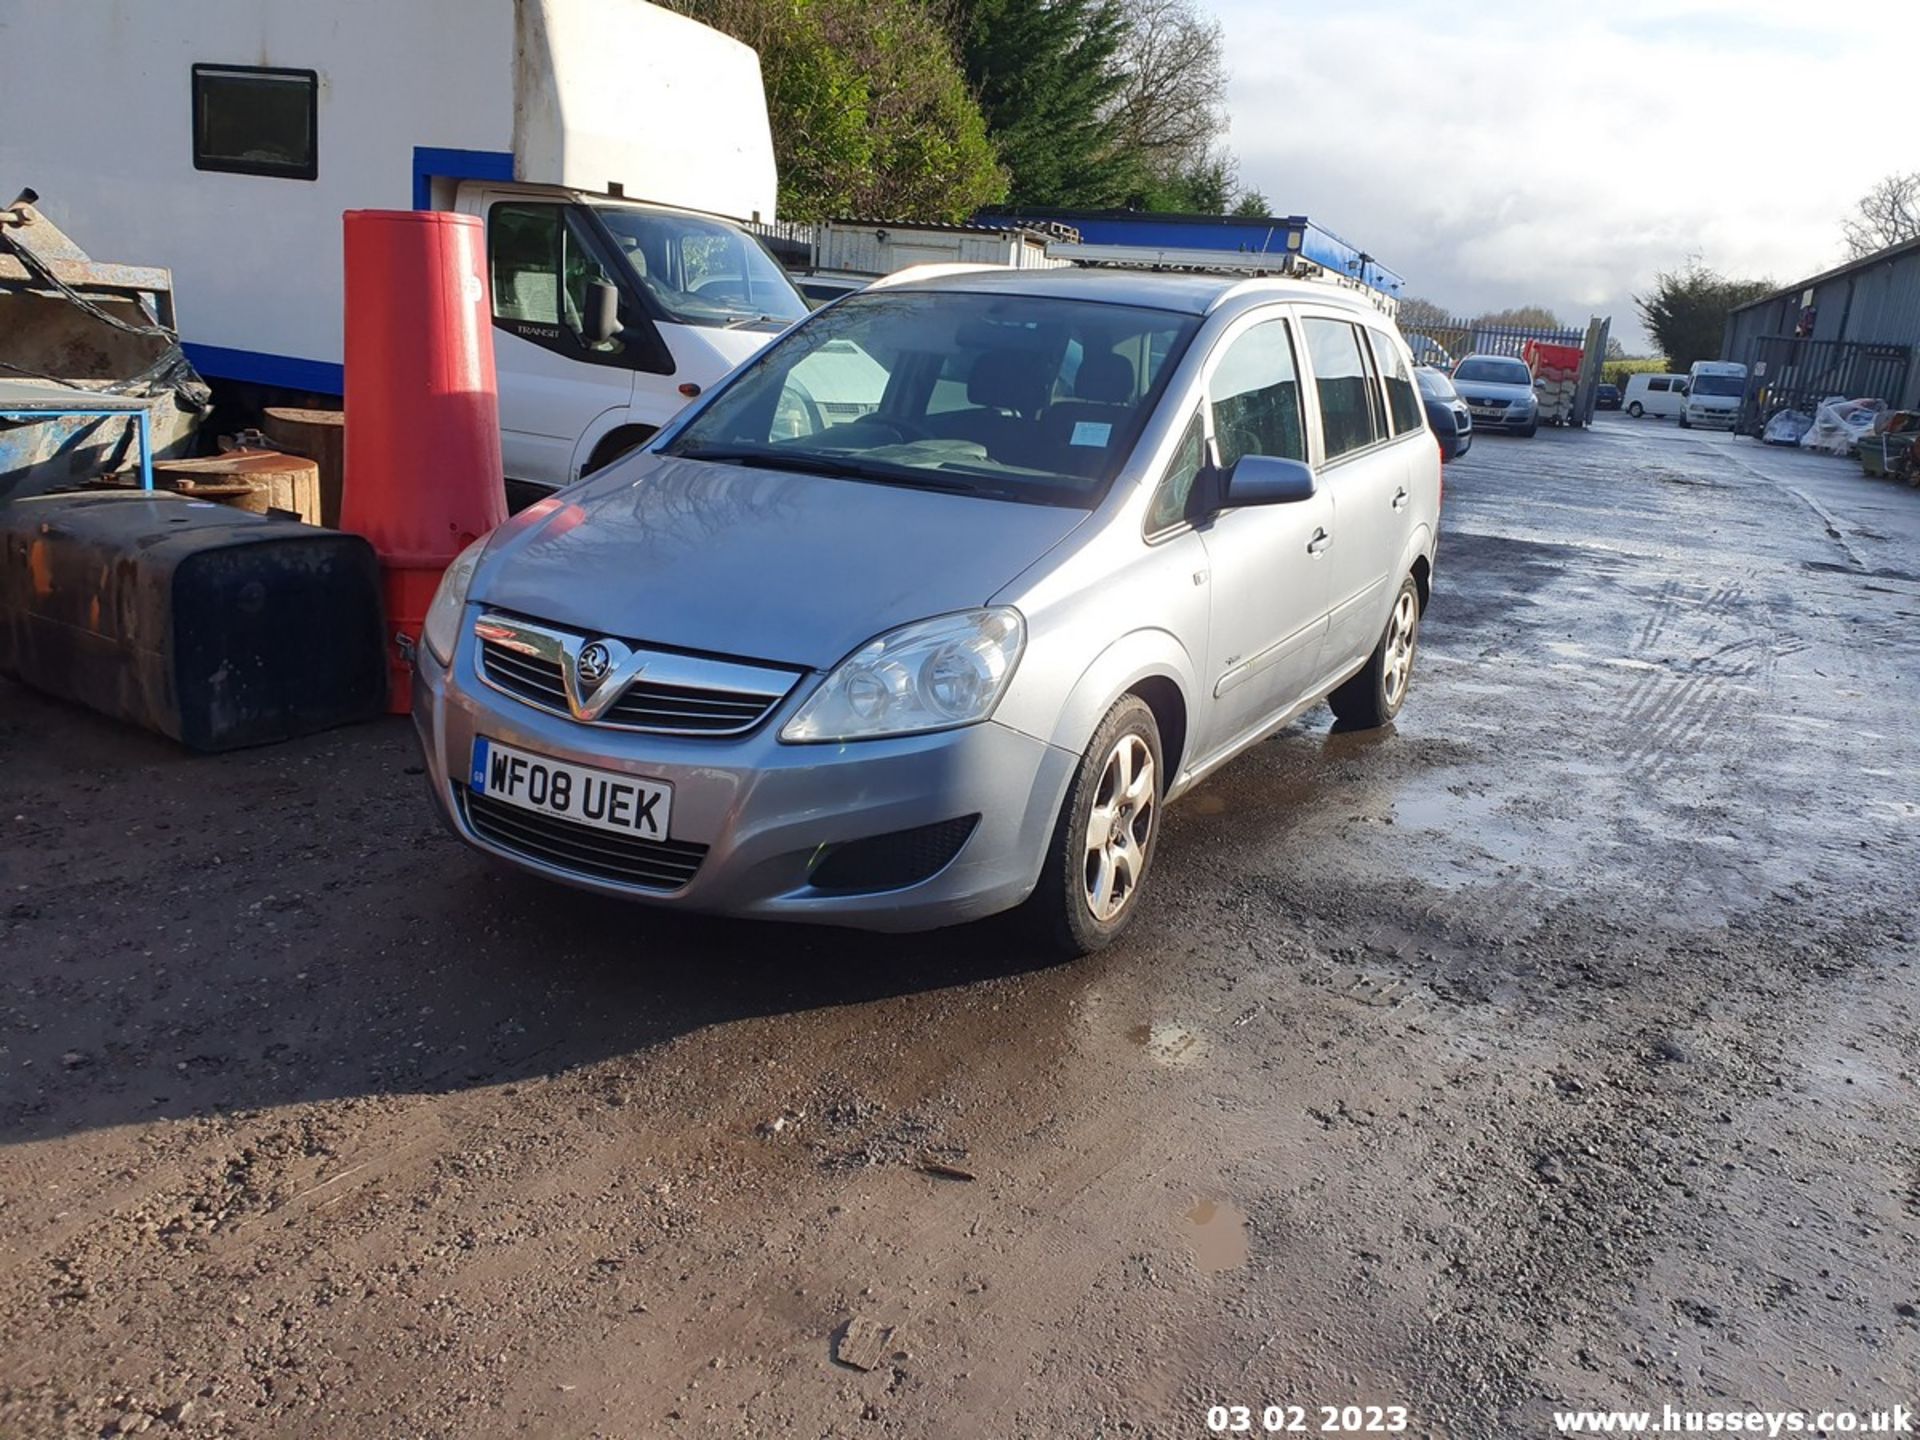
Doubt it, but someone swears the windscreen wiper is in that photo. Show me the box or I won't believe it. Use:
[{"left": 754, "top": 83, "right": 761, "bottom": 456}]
[{"left": 676, "top": 445, "right": 979, "bottom": 494}]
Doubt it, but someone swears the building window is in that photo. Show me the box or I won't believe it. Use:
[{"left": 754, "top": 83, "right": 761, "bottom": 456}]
[{"left": 192, "top": 64, "right": 318, "bottom": 180}]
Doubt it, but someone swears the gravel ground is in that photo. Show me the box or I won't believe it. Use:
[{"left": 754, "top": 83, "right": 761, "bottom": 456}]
[{"left": 2, "top": 415, "right": 1917, "bottom": 1438}]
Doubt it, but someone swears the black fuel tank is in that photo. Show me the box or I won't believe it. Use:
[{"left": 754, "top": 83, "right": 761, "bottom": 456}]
[{"left": 0, "top": 492, "right": 385, "bottom": 750}]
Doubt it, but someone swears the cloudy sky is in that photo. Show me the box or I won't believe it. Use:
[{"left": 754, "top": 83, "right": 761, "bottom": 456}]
[{"left": 1216, "top": 0, "right": 1915, "bottom": 349}]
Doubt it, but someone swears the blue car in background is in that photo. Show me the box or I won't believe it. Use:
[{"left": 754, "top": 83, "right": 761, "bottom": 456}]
[{"left": 1416, "top": 366, "right": 1472, "bottom": 459}]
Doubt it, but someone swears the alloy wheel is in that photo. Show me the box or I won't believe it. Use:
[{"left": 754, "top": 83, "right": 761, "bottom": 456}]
[
  {"left": 1083, "top": 733, "right": 1155, "bottom": 922},
  {"left": 1383, "top": 588, "right": 1418, "bottom": 707}
]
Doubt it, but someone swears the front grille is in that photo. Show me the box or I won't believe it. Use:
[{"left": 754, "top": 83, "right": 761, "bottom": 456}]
[
  {"left": 477, "top": 625, "right": 795, "bottom": 737},
  {"left": 809, "top": 816, "right": 979, "bottom": 893},
  {"left": 460, "top": 787, "right": 707, "bottom": 891},
  {"left": 480, "top": 640, "right": 568, "bottom": 709},
  {"left": 603, "top": 679, "right": 782, "bottom": 732}
]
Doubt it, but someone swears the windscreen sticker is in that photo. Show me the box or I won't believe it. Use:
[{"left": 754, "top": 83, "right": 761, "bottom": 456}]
[{"left": 1070, "top": 420, "right": 1113, "bottom": 447}]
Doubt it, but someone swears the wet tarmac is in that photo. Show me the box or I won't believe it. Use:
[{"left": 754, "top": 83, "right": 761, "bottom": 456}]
[{"left": 2, "top": 414, "right": 1917, "bottom": 1437}]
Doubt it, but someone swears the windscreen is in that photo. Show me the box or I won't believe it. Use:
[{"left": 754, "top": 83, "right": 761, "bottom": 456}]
[
  {"left": 1691, "top": 374, "right": 1743, "bottom": 397},
  {"left": 666, "top": 289, "right": 1201, "bottom": 507},
  {"left": 1415, "top": 367, "right": 1459, "bottom": 399},
  {"left": 1454, "top": 357, "right": 1532, "bottom": 385},
  {"left": 593, "top": 205, "right": 806, "bottom": 329}
]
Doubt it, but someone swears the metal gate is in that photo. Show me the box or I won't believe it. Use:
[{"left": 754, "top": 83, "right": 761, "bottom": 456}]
[{"left": 1737, "top": 335, "right": 1914, "bottom": 435}]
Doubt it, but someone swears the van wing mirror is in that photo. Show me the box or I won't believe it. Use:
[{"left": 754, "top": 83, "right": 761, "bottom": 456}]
[{"left": 584, "top": 278, "right": 620, "bottom": 345}]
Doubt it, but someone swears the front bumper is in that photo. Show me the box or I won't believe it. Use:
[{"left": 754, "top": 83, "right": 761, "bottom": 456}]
[
  {"left": 1685, "top": 409, "right": 1739, "bottom": 429},
  {"left": 1467, "top": 409, "right": 1534, "bottom": 432},
  {"left": 410, "top": 624, "right": 1079, "bottom": 932}
]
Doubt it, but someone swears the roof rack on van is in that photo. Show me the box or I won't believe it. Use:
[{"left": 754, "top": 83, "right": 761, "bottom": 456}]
[{"left": 1050, "top": 243, "right": 1395, "bottom": 313}]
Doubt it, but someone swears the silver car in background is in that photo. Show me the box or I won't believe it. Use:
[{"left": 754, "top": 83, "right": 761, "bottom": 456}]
[
  {"left": 412, "top": 269, "right": 1442, "bottom": 954},
  {"left": 1451, "top": 353, "right": 1539, "bottom": 437}
]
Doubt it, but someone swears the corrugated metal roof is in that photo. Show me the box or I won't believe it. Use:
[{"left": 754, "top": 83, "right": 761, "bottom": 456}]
[{"left": 1728, "top": 232, "right": 1920, "bottom": 316}]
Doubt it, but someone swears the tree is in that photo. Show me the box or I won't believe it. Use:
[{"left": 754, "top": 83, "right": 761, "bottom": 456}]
[
  {"left": 1476, "top": 304, "right": 1565, "bottom": 331},
  {"left": 1394, "top": 295, "right": 1455, "bottom": 332},
  {"left": 1133, "top": 150, "right": 1236, "bottom": 213},
  {"left": 1841, "top": 171, "right": 1920, "bottom": 259},
  {"left": 1105, "top": 0, "right": 1228, "bottom": 189},
  {"left": 956, "top": 0, "right": 1134, "bottom": 207},
  {"left": 1634, "top": 259, "right": 1773, "bottom": 370},
  {"left": 666, "top": 0, "right": 1005, "bottom": 222},
  {"left": 1231, "top": 190, "right": 1270, "bottom": 218}
]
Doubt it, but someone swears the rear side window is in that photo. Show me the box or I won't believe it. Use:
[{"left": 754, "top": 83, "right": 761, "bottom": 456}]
[
  {"left": 191, "top": 64, "right": 318, "bottom": 180},
  {"left": 1304, "top": 319, "right": 1385, "bottom": 458},
  {"left": 1649, "top": 377, "right": 1670, "bottom": 392},
  {"left": 1209, "top": 318, "right": 1305, "bottom": 468},
  {"left": 1369, "top": 331, "right": 1425, "bottom": 436}
]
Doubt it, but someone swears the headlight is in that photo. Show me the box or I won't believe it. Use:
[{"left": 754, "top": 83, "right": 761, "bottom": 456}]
[
  {"left": 422, "top": 536, "right": 489, "bottom": 665},
  {"left": 780, "top": 608, "right": 1025, "bottom": 743}
]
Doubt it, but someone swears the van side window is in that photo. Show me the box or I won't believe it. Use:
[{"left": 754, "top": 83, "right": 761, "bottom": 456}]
[
  {"left": 1649, "top": 377, "right": 1670, "bottom": 392},
  {"left": 488, "top": 203, "right": 625, "bottom": 358},
  {"left": 1367, "top": 330, "right": 1425, "bottom": 436},
  {"left": 1145, "top": 411, "right": 1208, "bottom": 535},
  {"left": 191, "top": 64, "right": 318, "bottom": 181},
  {"left": 1209, "top": 319, "right": 1304, "bottom": 468},
  {"left": 1304, "top": 319, "right": 1385, "bottom": 459}
]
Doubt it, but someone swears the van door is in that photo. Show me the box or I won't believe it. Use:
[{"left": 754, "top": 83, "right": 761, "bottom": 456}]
[
  {"left": 482, "top": 198, "right": 636, "bottom": 488},
  {"left": 1186, "top": 311, "right": 1334, "bottom": 755},
  {"left": 1300, "top": 314, "right": 1407, "bottom": 679}
]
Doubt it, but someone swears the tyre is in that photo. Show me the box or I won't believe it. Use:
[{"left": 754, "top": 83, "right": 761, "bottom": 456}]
[
  {"left": 582, "top": 425, "right": 656, "bottom": 476},
  {"left": 1627, "top": 402, "right": 1644, "bottom": 418},
  {"left": 1518, "top": 422, "right": 1538, "bottom": 438},
  {"left": 1678, "top": 415, "right": 1691, "bottom": 430},
  {"left": 1328, "top": 576, "right": 1421, "bottom": 730},
  {"left": 1027, "top": 694, "right": 1163, "bottom": 957}
]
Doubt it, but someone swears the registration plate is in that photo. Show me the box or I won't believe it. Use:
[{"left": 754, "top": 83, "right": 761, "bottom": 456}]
[{"left": 469, "top": 738, "right": 673, "bottom": 840}]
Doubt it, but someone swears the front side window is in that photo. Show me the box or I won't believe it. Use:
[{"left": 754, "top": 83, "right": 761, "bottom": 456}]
[
  {"left": 592, "top": 206, "right": 805, "bottom": 330},
  {"left": 1305, "top": 318, "right": 1385, "bottom": 459},
  {"left": 488, "top": 203, "right": 626, "bottom": 358},
  {"left": 1369, "top": 330, "right": 1425, "bottom": 436},
  {"left": 1209, "top": 317, "right": 1305, "bottom": 469},
  {"left": 667, "top": 290, "right": 1200, "bottom": 507},
  {"left": 191, "top": 64, "right": 317, "bottom": 180},
  {"left": 1145, "top": 412, "right": 1207, "bottom": 535}
]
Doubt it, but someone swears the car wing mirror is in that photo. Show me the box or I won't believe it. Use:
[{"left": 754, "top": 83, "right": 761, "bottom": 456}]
[
  {"left": 584, "top": 278, "right": 620, "bottom": 345},
  {"left": 1220, "top": 453, "right": 1318, "bottom": 508}
]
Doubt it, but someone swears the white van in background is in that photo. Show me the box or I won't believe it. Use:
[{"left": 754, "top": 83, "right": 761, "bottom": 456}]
[
  {"left": 1681, "top": 360, "right": 1747, "bottom": 430},
  {"left": 1622, "top": 372, "right": 1689, "bottom": 419},
  {"left": 0, "top": 0, "right": 805, "bottom": 497}
]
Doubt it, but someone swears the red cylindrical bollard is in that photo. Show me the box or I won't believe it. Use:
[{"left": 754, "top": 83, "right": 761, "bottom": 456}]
[{"left": 341, "top": 209, "right": 507, "bottom": 712}]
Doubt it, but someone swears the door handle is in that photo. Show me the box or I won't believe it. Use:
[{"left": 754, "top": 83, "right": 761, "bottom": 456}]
[
  {"left": 1306, "top": 528, "right": 1331, "bottom": 556},
  {"left": 1391, "top": 487, "right": 1410, "bottom": 511}
]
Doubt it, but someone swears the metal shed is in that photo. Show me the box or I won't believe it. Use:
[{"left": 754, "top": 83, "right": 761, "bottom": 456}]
[
  {"left": 1721, "top": 235, "right": 1920, "bottom": 425},
  {"left": 813, "top": 220, "right": 1063, "bottom": 275}
]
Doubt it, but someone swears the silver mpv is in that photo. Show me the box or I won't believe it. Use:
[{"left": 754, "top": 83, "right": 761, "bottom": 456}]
[{"left": 413, "top": 269, "right": 1441, "bottom": 954}]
